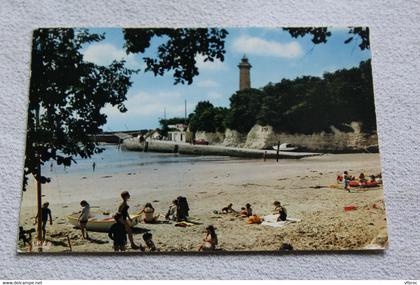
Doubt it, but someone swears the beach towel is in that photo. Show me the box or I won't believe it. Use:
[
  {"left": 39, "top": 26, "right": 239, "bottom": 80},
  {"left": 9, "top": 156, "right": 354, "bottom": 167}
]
[
  {"left": 261, "top": 214, "right": 301, "bottom": 228},
  {"left": 174, "top": 221, "right": 195, "bottom": 227}
]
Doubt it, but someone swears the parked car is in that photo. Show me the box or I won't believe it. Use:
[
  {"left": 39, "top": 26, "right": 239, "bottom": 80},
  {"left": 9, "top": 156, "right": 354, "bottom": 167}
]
[{"left": 193, "top": 139, "right": 209, "bottom": 145}]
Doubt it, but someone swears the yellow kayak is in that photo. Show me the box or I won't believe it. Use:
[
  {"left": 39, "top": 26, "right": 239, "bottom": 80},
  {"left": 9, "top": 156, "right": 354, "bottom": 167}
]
[{"left": 67, "top": 210, "right": 141, "bottom": 232}]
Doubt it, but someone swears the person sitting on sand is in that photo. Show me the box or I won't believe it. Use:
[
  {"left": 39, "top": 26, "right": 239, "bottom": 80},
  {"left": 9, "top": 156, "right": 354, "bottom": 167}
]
[
  {"left": 78, "top": 200, "right": 90, "bottom": 240},
  {"left": 34, "top": 202, "right": 53, "bottom": 240},
  {"left": 139, "top": 203, "right": 158, "bottom": 223},
  {"left": 142, "top": 232, "right": 157, "bottom": 252},
  {"left": 19, "top": 226, "right": 34, "bottom": 252},
  {"left": 108, "top": 212, "right": 127, "bottom": 252},
  {"left": 359, "top": 172, "right": 367, "bottom": 183},
  {"left": 239, "top": 207, "right": 247, "bottom": 217},
  {"left": 273, "top": 201, "right": 287, "bottom": 221},
  {"left": 376, "top": 173, "right": 382, "bottom": 184},
  {"left": 198, "top": 225, "right": 218, "bottom": 251},
  {"left": 245, "top": 203, "right": 253, "bottom": 217},
  {"left": 165, "top": 200, "right": 178, "bottom": 221},
  {"left": 221, "top": 203, "right": 237, "bottom": 214},
  {"left": 118, "top": 191, "right": 141, "bottom": 249},
  {"left": 370, "top": 175, "right": 376, "bottom": 183}
]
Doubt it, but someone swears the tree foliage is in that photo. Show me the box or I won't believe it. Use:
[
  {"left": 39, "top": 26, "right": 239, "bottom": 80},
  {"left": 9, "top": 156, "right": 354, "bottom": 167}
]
[
  {"left": 24, "top": 28, "right": 135, "bottom": 190},
  {"left": 123, "top": 28, "right": 228, "bottom": 84},
  {"left": 224, "top": 89, "right": 265, "bottom": 133},
  {"left": 284, "top": 27, "right": 370, "bottom": 50},
  {"left": 223, "top": 60, "right": 376, "bottom": 134},
  {"left": 189, "top": 101, "right": 228, "bottom": 133}
]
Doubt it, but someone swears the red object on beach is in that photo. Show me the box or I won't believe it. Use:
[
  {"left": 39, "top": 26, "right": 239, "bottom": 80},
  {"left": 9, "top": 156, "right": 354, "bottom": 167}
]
[
  {"left": 363, "top": 181, "right": 379, "bottom": 188},
  {"left": 344, "top": 205, "right": 357, "bottom": 212},
  {"left": 337, "top": 175, "right": 343, "bottom": 182},
  {"left": 349, "top": 181, "right": 360, "bottom": 187}
]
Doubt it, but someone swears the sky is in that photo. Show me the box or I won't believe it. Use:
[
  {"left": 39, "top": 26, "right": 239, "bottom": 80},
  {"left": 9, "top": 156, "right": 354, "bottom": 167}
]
[{"left": 80, "top": 28, "right": 372, "bottom": 131}]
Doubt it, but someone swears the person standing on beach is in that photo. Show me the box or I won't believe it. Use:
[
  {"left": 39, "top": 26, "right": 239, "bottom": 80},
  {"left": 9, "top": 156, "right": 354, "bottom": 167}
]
[
  {"left": 343, "top": 171, "right": 351, "bottom": 192},
  {"left": 118, "top": 191, "right": 141, "bottom": 250},
  {"left": 108, "top": 212, "right": 127, "bottom": 252},
  {"left": 92, "top": 162, "right": 96, "bottom": 172},
  {"left": 34, "top": 202, "right": 52, "bottom": 240},
  {"left": 78, "top": 200, "right": 90, "bottom": 240}
]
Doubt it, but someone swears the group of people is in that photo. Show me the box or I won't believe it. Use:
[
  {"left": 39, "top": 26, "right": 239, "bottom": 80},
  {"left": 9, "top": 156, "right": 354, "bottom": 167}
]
[
  {"left": 75, "top": 191, "right": 193, "bottom": 251},
  {"left": 31, "top": 192, "right": 289, "bottom": 252},
  {"left": 338, "top": 171, "right": 382, "bottom": 192},
  {"left": 220, "top": 201, "right": 288, "bottom": 222}
]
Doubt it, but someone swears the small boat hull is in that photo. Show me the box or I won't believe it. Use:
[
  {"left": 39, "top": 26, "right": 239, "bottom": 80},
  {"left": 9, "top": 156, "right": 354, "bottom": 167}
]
[
  {"left": 67, "top": 211, "right": 141, "bottom": 232},
  {"left": 272, "top": 143, "right": 298, "bottom": 151},
  {"left": 272, "top": 146, "right": 298, "bottom": 151}
]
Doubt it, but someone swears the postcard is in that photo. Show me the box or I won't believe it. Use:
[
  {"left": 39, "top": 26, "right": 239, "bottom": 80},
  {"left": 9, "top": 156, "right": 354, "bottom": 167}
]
[{"left": 18, "top": 27, "right": 387, "bottom": 253}]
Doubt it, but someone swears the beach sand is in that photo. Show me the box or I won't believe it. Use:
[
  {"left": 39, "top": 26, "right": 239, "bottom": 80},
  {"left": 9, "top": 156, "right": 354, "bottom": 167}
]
[{"left": 18, "top": 153, "right": 387, "bottom": 252}]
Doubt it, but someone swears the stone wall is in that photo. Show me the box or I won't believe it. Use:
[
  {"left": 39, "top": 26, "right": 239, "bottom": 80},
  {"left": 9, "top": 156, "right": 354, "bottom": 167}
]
[{"left": 200, "top": 123, "right": 379, "bottom": 152}]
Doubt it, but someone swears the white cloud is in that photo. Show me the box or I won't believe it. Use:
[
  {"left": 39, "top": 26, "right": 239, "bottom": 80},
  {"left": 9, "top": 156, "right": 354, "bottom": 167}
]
[
  {"left": 103, "top": 90, "right": 185, "bottom": 119},
  {"left": 196, "top": 79, "right": 219, "bottom": 88},
  {"left": 206, "top": 91, "right": 223, "bottom": 100},
  {"left": 195, "top": 54, "right": 227, "bottom": 71},
  {"left": 82, "top": 43, "right": 143, "bottom": 70},
  {"left": 231, "top": 35, "right": 303, "bottom": 59}
]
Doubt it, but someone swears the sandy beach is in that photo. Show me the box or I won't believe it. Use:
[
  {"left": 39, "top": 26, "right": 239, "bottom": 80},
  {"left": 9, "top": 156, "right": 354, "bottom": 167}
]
[{"left": 18, "top": 151, "right": 387, "bottom": 253}]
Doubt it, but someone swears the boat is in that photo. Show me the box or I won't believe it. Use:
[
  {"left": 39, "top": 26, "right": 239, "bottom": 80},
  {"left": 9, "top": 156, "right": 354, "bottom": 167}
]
[
  {"left": 272, "top": 143, "right": 298, "bottom": 151},
  {"left": 67, "top": 210, "right": 141, "bottom": 232},
  {"left": 348, "top": 180, "right": 380, "bottom": 188}
]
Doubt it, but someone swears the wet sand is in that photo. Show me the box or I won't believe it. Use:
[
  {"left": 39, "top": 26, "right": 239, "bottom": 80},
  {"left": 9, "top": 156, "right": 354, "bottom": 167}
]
[{"left": 18, "top": 153, "right": 387, "bottom": 252}]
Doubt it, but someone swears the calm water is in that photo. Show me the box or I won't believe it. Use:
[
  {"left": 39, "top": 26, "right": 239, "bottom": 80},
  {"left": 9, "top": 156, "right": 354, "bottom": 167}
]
[{"left": 43, "top": 144, "right": 239, "bottom": 175}]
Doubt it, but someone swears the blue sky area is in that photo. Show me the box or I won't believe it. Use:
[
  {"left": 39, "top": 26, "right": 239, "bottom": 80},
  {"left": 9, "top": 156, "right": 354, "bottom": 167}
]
[{"left": 81, "top": 28, "right": 371, "bottom": 131}]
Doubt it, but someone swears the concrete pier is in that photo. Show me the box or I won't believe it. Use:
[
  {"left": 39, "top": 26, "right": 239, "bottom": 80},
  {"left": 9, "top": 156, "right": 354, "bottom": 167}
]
[{"left": 122, "top": 138, "right": 322, "bottom": 159}]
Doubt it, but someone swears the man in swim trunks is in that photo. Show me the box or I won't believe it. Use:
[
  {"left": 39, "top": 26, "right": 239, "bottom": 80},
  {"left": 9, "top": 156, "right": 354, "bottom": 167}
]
[{"left": 118, "top": 191, "right": 142, "bottom": 250}]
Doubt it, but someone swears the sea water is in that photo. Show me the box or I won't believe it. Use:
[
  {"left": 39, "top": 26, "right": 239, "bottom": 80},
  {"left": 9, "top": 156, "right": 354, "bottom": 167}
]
[{"left": 43, "top": 144, "right": 239, "bottom": 175}]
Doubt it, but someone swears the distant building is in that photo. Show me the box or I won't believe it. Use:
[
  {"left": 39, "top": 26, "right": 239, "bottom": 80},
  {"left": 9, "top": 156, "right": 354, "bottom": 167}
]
[
  {"left": 168, "top": 124, "right": 187, "bottom": 131},
  {"left": 238, "top": 54, "right": 252, "bottom": 90},
  {"left": 145, "top": 129, "right": 162, "bottom": 141},
  {"left": 168, "top": 131, "right": 187, "bottom": 142},
  {"left": 167, "top": 124, "right": 192, "bottom": 143}
]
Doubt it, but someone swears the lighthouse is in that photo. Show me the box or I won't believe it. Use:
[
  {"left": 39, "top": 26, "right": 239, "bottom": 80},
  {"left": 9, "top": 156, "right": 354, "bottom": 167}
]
[{"left": 237, "top": 54, "right": 252, "bottom": 90}]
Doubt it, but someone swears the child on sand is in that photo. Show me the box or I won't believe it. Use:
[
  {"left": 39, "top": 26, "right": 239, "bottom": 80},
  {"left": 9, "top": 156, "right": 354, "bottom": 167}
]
[
  {"left": 140, "top": 203, "right": 158, "bottom": 223},
  {"left": 165, "top": 200, "right": 177, "bottom": 221},
  {"left": 343, "top": 171, "right": 351, "bottom": 192},
  {"left": 273, "top": 201, "right": 288, "bottom": 221},
  {"left": 118, "top": 191, "right": 141, "bottom": 249},
  {"left": 221, "top": 203, "right": 237, "bottom": 214},
  {"left": 239, "top": 207, "right": 247, "bottom": 217},
  {"left": 34, "top": 202, "right": 52, "bottom": 240},
  {"left": 142, "top": 232, "right": 157, "bottom": 252},
  {"left": 78, "top": 200, "right": 90, "bottom": 239},
  {"left": 359, "top": 173, "right": 367, "bottom": 183},
  {"left": 198, "top": 225, "right": 218, "bottom": 251},
  {"left": 108, "top": 212, "right": 127, "bottom": 252}
]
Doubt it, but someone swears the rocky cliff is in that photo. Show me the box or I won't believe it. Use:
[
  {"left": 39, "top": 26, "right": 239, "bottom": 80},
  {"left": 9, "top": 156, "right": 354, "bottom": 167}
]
[{"left": 199, "top": 122, "right": 378, "bottom": 152}]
